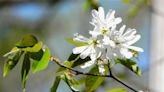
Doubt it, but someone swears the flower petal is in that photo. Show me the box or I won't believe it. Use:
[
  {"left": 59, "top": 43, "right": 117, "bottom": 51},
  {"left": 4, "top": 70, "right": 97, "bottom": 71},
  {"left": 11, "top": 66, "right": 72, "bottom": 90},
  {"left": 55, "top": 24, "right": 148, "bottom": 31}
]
[
  {"left": 73, "top": 46, "right": 88, "bottom": 54},
  {"left": 80, "top": 46, "right": 92, "bottom": 59},
  {"left": 98, "top": 7, "right": 105, "bottom": 20},
  {"left": 114, "top": 17, "right": 122, "bottom": 24},
  {"left": 98, "top": 65, "right": 105, "bottom": 74},
  {"left": 126, "top": 35, "right": 141, "bottom": 45},
  {"left": 120, "top": 48, "right": 133, "bottom": 59},
  {"left": 80, "top": 60, "right": 95, "bottom": 68},
  {"left": 73, "top": 33, "right": 90, "bottom": 43},
  {"left": 106, "top": 9, "right": 115, "bottom": 20},
  {"left": 128, "top": 46, "right": 144, "bottom": 52},
  {"left": 89, "top": 30, "right": 101, "bottom": 37},
  {"left": 119, "top": 25, "right": 126, "bottom": 35}
]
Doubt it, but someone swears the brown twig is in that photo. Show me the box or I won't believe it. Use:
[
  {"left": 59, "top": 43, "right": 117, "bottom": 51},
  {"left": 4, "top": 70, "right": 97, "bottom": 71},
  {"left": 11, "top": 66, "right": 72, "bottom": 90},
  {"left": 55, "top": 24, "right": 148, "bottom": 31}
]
[{"left": 50, "top": 56, "right": 139, "bottom": 92}]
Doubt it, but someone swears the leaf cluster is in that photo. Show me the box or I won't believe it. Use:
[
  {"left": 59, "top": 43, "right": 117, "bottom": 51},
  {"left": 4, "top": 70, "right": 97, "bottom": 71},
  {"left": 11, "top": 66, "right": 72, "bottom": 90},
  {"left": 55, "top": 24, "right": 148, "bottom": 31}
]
[{"left": 3, "top": 34, "right": 50, "bottom": 90}]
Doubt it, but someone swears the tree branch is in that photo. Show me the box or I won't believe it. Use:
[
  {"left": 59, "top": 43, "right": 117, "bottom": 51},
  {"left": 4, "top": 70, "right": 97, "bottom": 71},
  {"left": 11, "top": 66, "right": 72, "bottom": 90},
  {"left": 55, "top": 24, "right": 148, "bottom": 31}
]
[
  {"left": 50, "top": 56, "right": 139, "bottom": 92},
  {"left": 109, "top": 70, "right": 138, "bottom": 92}
]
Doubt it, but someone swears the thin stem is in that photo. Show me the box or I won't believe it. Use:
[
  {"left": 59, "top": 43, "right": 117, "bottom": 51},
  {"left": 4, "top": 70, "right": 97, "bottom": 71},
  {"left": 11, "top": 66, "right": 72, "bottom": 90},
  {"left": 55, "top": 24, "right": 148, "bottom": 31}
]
[
  {"left": 50, "top": 56, "right": 139, "bottom": 92},
  {"left": 109, "top": 70, "right": 138, "bottom": 92},
  {"left": 50, "top": 56, "right": 110, "bottom": 77},
  {"left": 107, "top": 60, "right": 112, "bottom": 75},
  {"left": 111, "top": 75, "right": 138, "bottom": 92}
]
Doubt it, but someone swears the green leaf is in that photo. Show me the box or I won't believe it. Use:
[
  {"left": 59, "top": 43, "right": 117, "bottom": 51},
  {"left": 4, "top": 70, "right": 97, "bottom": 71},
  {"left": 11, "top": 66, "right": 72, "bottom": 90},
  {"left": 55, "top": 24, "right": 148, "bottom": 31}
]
[
  {"left": 50, "top": 76, "right": 61, "bottom": 92},
  {"left": 85, "top": 66, "right": 106, "bottom": 92},
  {"left": 31, "top": 47, "right": 50, "bottom": 73},
  {"left": 57, "top": 53, "right": 90, "bottom": 73},
  {"left": 65, "top": 38, "right": 88, "bottom": 46},
  {"left": 22, "top": 41, "right": 43, "bottom": 52},
  {"left": 106, "top": 88, "right": 127, "bottom": 92},
  {"left": 72, "top": 56, "right": 90, "bottom": 67},
  {"left": 67, "top": 53, "right": 79, "bottom": 61},
  {"left": 57, "top": 61, "right": 74, "bottom": 72},
  {"left": 16, "top": 34, "right": 38, "bottom": 48},
  {"left": 3, "top": 47, "right": 19, "bottom": 58},
  {"left": 29, "top": 49, "right": 44, "bottom": 61},
  {"left": 21, "top": 53, "right": 31, "bottom": 89},
  {"left": 3, "top": 50, "right": 22, "bottom": 77},
  {"left": 115, "top": 59, "right": 142, "bottom": 76},
  {"left": 61, "top": 74, "right": 80, "bottom": 92},
  {"left": 67, "top": 53, "right": 90, "bottom": 67}
]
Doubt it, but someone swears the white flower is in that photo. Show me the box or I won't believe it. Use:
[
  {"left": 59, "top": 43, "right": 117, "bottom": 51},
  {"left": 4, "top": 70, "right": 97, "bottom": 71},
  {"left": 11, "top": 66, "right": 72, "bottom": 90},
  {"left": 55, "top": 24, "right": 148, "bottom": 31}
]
[
  {"left": 72, "top": 33, "right": 103, "bottom": 68},
  {"left": 104, "top": 25, "right": 143, "bottom": 59},
  {"left": 89, "top": 7, "right": 122, "bottom": 37},
  {"left": 71, "top": 7, "right": 144, "bottom": 74}
]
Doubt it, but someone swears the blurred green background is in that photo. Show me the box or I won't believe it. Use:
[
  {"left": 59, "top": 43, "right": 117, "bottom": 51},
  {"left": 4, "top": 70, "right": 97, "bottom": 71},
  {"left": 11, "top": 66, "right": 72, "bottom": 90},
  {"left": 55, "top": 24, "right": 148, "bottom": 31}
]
[{"left": 0, "top": 0, "right": 151, "bottom": 92}]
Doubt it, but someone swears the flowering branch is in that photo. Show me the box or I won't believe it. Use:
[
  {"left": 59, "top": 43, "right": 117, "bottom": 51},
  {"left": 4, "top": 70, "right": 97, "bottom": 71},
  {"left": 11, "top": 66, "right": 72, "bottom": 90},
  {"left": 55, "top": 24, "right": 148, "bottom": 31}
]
[{"left": 50, "top": 56, "right": 139, "bottom": 92}]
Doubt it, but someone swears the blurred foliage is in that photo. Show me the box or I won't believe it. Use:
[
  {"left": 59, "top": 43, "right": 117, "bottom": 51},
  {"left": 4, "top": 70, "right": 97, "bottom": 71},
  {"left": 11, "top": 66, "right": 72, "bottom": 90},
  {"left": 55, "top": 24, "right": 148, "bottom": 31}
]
[
  {"left": 106, "top": 88, "right": 127, "bottom": 92},
  {"left": 121, "top": 0, "right": 152, "bottom": 18},
  {"left": 83, "top": 0, "right": 99, "bottom": 11},
  {"left": 85, "top": 66, "right": 106, "bottom": 92}
]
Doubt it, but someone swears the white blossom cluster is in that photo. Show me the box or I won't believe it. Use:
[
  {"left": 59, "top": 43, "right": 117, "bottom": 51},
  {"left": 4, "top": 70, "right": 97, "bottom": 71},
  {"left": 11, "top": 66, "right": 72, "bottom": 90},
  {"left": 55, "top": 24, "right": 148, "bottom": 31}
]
[{"left": 72, "top": 7, "right": 143, "bottom": 74}]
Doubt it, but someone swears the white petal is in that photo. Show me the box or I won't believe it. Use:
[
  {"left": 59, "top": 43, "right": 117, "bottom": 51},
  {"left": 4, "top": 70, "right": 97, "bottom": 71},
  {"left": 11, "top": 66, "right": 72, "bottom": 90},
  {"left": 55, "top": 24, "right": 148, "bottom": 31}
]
[
  {"left": 73, "top": 33, "right": 89, "bottom": 43},
  {"left": 103, "top": 36, "right": 115, "bottom": 47},
  {"left": 106, "top": 47, "right": 114, "bottom": 59},
  {"left": 127, "top": 46, "right": 144, "bottom": 52},
  {"left": 126, "top": 35, "right": 141, "bottom": 45},
  {"left": 98, "top": 7, "right": 105, "bottom": 20},
  {"left": 92, "top": 9, "right": 98, "bottom": 19},
  {"left": 89, "top": 30, "right": 101, "bottom": 37},
  {"left": 114, "top": 17, "right": 122, "bottom": 24},
  {"left": 119, "top": 25, "right": 126, "bottom": 35},
  {"left": 106, "top": 10, "right": 115, "bottom": 20},
  {"left": 73, "top": 46, "right": 88, "bottom": 54},
  {"left": 81, "top": 60, "right": 95, "bottom": 68},
  {"left": 98, "top": 65, "right": 105, "bottom": 74},
  {"left": 123, "top": 28, "right": 133, "bottom": 37},
  {"left": 120, "top": 48, "right": 133, "bottom": 59},
  {"left": 103, "top": 36, "right": 110, "bottom": 45},
  {"left": 111, "top": 25, "right": 116, "bottom": 30},
  {"left": 90, "top": 50, "right": 96, "bottom": 57},
  {"left": 80, "top": 46, "right": 92, "bottom": 59}
]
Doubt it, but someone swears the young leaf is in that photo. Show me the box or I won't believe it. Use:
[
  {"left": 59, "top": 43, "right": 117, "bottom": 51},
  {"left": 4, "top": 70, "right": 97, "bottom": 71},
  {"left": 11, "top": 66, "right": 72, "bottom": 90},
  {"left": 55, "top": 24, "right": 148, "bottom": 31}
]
[
  {"left": 57, "top": 53, "right": 90, "bottom": 73},
  {"left": 3, "top": 50, "right": 22, "bottom": 77},
  {"left": 106, "top": 88, "right": 127, "bottom": 92},
  {"left": 16, "top": 34, "right": 38, "bottom": 48},
  {"left": 22, "top": 41, "right": 43, "bottom": 52},
  {"left": 50, "top": 76, "right": 61, "bottom": 92},
  {"left": 67, "top": 53, "right": 79, "bottom": 61},
  {"left": 29, "top": 49, "right": 44, "bottom": 61},
  {"left": 31, "top": 47, "right": 50, "bottom": 73},
  {"left": 60, "top": 74, "right": 80, "bottom": 92},
  {"left": 85, "top": 66, "right": 106, "bottom": 92},
  {"left": 3, "top": 47, "right": 19, "bottom": 58},
  {"left": 115, "top": 59, "right": 142, "bottom": 76},
  {"left": 57, "top": 61, "right": 74, "bottom": 72},
  {"left": 65, "top": 38, "right": 88, "bottom": 46},
  {"left": 72, "top": 56, "right": 90, "bottom": 67},
  {"left": 67, "top": 53, "right": 90, "bottom": 67},
  {"left": 21, "top": 53, "right": 31, "bottom": 89}
]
